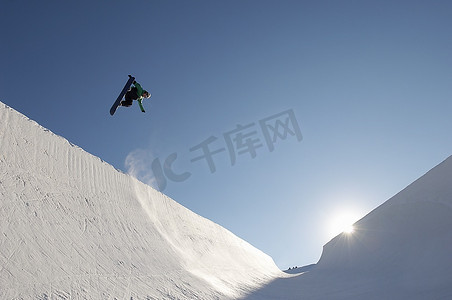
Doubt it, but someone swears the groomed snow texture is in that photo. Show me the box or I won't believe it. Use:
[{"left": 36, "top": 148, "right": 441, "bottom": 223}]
[{"left": 0, "top": 102, "right": 281, "bottom": 299}]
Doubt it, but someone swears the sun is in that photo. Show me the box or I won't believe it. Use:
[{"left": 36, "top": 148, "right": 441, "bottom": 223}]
[
  {"left": 326, "top": 209, "right": 362, "bottom": 239},
  {"left": 343, "top": 224, "right": 355, "bottom": 234}
]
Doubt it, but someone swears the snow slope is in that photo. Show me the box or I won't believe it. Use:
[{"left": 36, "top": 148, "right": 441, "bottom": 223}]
[
  {"left": 313, "top": 154, "right": 452, "bottom": 298},
  {"left": 244, "top": 156, "right": 452, "bottom": 299},
  {"left": 0, "top": 101, "right": 281, "bottom": 299}
]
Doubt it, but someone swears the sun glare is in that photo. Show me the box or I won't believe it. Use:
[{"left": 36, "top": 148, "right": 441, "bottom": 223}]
[
  {"left": 327, "top": 209, "right": 362, "bottom": 239},
  {"left": 343, "top": 224, "right": 355, "bottom": 234}
]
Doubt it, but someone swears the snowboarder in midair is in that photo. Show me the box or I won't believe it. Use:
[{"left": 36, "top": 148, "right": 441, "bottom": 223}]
[{"left": 120, "top": 79, "right": 151, "bottom": 113}]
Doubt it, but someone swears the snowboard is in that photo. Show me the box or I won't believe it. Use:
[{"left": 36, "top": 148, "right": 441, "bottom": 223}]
[{"left": 110, "top": 75, "right": 135, "bottom": 116}]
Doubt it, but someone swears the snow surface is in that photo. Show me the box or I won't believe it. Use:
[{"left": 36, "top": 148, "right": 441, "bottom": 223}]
[
  {"left": 0, "top": 102, "right": 282, "bottom": 299},
  {"left": 2, "top": 100, "right": 452, "bottom": 299},
  {"left": 244, "top": 154, "right": 452, "bottom": 300}
]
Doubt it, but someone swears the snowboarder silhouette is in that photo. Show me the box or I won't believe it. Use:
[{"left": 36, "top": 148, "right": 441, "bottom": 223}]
[{"left": 120, "top": 79, "right": 151, "bottom": 113}]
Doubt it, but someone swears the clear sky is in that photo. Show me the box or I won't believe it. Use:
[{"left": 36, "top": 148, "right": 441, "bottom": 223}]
[{"left": 1, "top": 0, "right": 452, "bottom": 269}]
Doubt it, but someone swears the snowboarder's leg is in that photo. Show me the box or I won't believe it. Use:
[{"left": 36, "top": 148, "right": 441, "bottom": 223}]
[{"left": 121, "top": 92, "right": 134, "bottom": 107}]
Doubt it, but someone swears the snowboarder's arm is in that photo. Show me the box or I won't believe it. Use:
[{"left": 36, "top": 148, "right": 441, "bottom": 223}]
[
  {"left": 138, "top": 99, "right": 145, "bottom": 113},
  {"left": 133, "top": 81, "right": 146, "bottom": 112}
]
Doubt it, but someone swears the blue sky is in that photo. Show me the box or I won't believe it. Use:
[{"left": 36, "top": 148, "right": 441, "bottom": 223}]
[{"left": 2, "top": 0, "right": 452, "bottom": 269}]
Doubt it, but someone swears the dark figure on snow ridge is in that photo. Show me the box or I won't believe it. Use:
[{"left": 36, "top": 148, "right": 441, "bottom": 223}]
[{"left": 120, "top": 79, "right": 151, "bottom": 113}]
